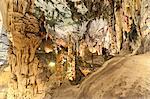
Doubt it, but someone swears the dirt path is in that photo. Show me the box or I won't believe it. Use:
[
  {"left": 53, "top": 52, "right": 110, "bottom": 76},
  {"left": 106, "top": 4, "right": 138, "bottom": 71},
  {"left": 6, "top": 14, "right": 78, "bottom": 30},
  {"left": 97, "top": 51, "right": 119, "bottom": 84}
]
[{"left": 52, "top": 53, "right": 150, "bottom": 99}]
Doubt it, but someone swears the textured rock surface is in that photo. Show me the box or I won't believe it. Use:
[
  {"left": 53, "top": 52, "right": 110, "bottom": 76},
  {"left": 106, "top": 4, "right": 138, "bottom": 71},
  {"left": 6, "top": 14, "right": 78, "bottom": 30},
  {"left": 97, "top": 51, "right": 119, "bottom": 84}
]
[
  {"left": 0, "top": 0, "right": 52, "bottom": 99},
  {"left": 52, "top": 54, "right": 150, "bottom": 99},
  {"left": 0, "top": 0, "right": 150, "bottom": 99}
]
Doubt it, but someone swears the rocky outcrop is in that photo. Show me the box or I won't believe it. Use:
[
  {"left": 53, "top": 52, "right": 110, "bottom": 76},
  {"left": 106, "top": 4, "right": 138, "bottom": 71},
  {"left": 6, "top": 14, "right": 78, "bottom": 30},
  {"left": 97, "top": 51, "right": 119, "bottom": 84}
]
[
  {"left": 0, "top": 0, "right": 52, "bottom": 99},
  {"left": 52, "top": 54, "right": 150, "bottom": 99}
]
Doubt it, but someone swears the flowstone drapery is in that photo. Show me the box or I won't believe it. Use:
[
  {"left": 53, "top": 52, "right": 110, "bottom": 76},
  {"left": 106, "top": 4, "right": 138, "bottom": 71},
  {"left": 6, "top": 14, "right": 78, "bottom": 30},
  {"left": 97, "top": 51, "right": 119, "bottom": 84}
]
[{"left": 5, "top": 0, "right": 51, "bottom": 98}]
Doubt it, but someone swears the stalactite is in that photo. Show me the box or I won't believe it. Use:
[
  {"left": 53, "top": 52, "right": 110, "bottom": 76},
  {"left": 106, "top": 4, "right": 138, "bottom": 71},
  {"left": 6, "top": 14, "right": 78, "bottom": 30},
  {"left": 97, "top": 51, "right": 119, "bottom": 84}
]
[
  {"left": 115, "top": 0, "right": 123, "bottom": 52},
  {"left": 66, "top": 34, "right": 75, "bottom": 81},
  {"left": 6, "top": 0, "right": 51, "bottom": 98},
  {"left": 55, "top": 49, "right": 66, "bottom": 86}
]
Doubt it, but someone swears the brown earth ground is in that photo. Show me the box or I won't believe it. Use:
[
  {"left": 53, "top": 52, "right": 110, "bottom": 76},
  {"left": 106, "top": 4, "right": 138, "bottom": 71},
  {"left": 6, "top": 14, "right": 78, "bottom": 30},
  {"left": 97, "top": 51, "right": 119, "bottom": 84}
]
[
  {"left": 1, "top": 53, "right": 150, "bottom": 99},
  {"left": 52, "top": 53, "right": 150, "bottom": 99}
]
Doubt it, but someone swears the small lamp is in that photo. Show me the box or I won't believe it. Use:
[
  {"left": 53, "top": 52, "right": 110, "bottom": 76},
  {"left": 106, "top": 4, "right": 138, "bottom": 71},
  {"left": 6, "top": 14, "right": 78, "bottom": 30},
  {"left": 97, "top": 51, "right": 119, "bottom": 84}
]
[{"left": 48, "top": 61, "right": 56, "bottom": 67}]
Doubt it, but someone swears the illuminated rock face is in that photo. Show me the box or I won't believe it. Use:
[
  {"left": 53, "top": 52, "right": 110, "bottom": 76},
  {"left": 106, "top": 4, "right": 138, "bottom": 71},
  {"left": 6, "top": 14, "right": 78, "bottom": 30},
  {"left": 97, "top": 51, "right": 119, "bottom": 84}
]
[
  {"left": 78, "top": 18, "right": 117, "bottom": 57},
  {"left": 0, "top": 12, "right": 2, "bottom": 31},
  {"left": 0, "top": 11, "right": 8, "bottom": 60},
  {"left": 0, "top": 0, "right": 52, "bottom": 99},
  {"left": 0, "top": 0, "right": 149, "bottom": 99},
  {"left": 0, "top": 12, "right": 3, "bottom": 50}
]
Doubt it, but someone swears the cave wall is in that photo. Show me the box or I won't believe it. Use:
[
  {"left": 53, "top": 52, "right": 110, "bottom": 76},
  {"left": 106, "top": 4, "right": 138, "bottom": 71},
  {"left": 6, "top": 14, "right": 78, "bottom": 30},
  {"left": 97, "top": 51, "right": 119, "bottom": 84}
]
[
  {"left": 0, "top": 0, "right": 150, "bottom": 99},
  {"left": 0, "top": 0, "right": 52, "bottom": 99}
]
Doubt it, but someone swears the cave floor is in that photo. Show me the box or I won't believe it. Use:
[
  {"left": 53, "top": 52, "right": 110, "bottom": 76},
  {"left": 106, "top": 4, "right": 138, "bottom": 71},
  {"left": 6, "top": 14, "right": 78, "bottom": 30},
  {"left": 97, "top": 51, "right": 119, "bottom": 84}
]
[{"left": 1, "top": 53, "right": 150, "bottom": 99}]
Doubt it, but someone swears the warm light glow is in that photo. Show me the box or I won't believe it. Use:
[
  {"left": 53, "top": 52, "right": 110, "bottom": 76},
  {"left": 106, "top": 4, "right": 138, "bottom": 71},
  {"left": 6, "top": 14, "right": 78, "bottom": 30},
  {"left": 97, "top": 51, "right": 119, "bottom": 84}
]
[
  {"left": 0, "top": 12, "right": 2, "bottom": 32},
  {"left": 48, "top": 61, "right": 56, "bottom": 67}
]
